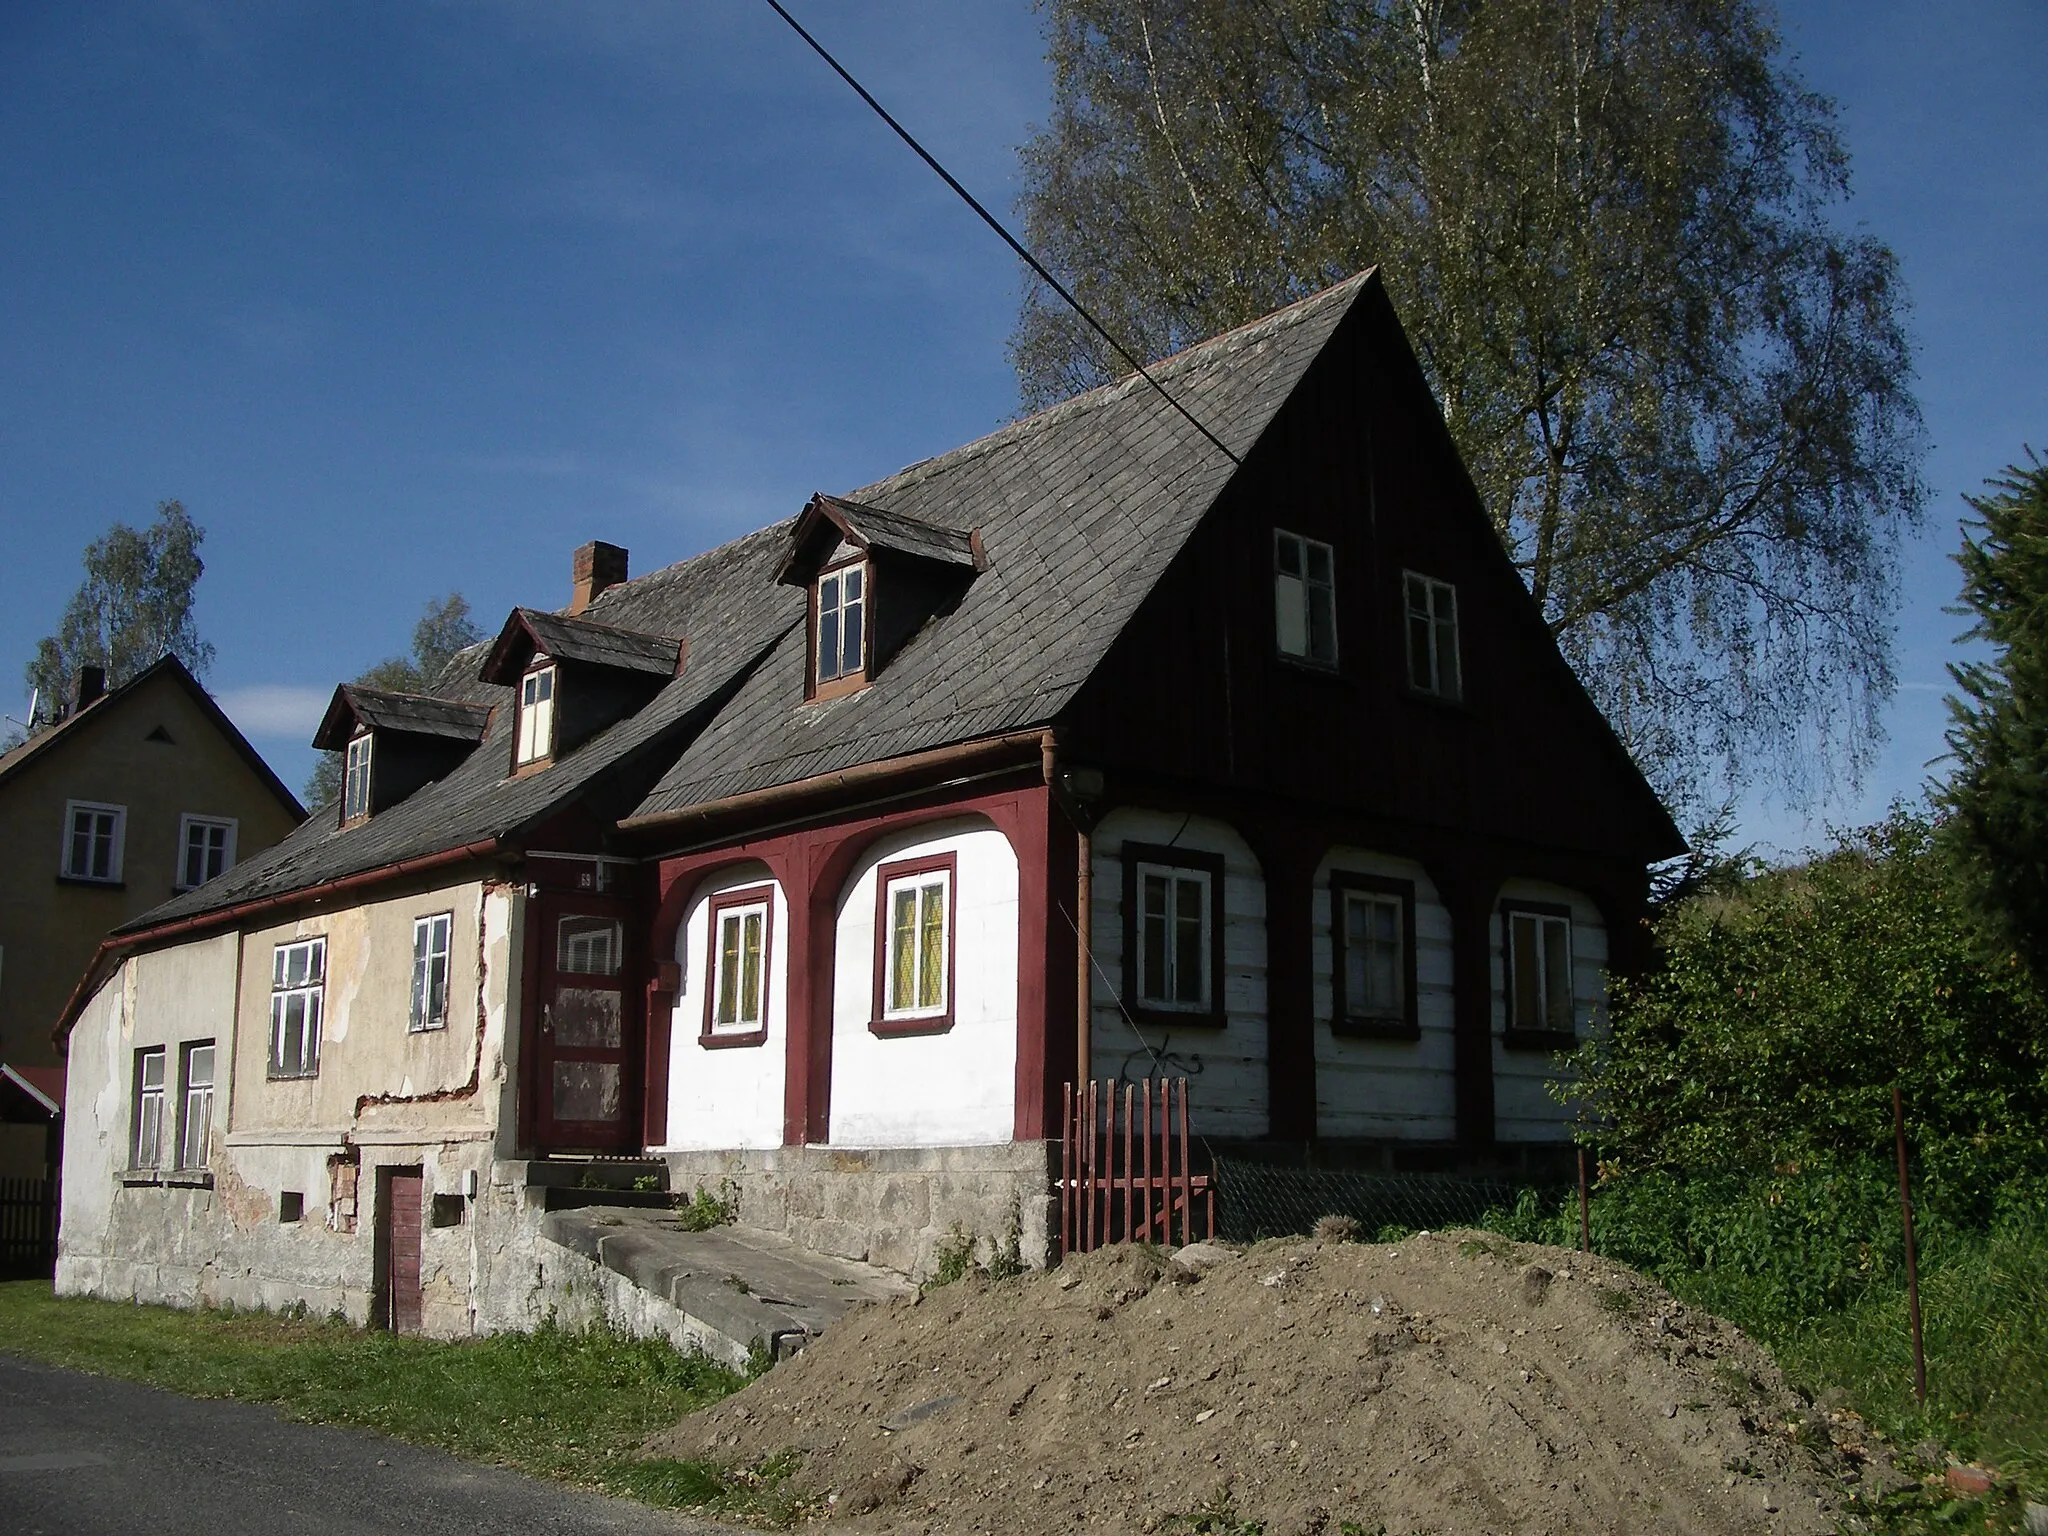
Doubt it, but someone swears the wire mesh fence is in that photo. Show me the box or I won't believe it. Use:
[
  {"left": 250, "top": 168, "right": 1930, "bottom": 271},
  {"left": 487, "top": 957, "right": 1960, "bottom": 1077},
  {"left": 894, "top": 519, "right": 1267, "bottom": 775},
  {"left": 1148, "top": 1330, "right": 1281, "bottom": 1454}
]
[{"left": 1212, "top": 1158, "right": 1567, "bottom": 1244}]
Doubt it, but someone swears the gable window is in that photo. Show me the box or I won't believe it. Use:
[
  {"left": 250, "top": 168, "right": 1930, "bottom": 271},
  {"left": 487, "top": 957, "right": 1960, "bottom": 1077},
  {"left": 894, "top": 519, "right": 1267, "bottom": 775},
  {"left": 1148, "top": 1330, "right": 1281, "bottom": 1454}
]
[
  {"left": 132, "top": 1047, "right": 165, "bottom": 1169},
  {"left": 178, "top": 815, "right": 237, "bottom": 890},
  {"left": 269, "top": 937, "right": 326, "bottom": 1079},
  {"left": 177, "top": 1041, "right": 215, "bottom": 1170},
  {"left": 1275, "top": 530, "right": 1337, "bottom": 665},
  {"left": 703, "top": 886, "right": 773, "bottom": 1045},
  {"left": 342, "top": 733, "right": 374, "bottom": 822},
  {"left": 1330, "top": 873, "right": 1419, "bottom": 1039},
  {"left": 516, "top": 660, "right": 556, "bottom": 766},
  {"left": 871, "top": 855, "right": 954, "bottom": 1034},
  {"left": 62, "top": 801, "right": 126, "bottom": 883},
  {"left": 815, "top": 563, "right": 867, "bottom": 689},
  {"left": 1404, "top": 572, "right": 1461, "bottom": 699},
  {"left": 1503, "top": 902, "right": 1575, "bottom": 1044},
  {"left": 410, "top": 913, "right": 452, "bottom": 1033},
  {"left": 1122, "top": 843, "right": 1226, "bottom": 1025}
]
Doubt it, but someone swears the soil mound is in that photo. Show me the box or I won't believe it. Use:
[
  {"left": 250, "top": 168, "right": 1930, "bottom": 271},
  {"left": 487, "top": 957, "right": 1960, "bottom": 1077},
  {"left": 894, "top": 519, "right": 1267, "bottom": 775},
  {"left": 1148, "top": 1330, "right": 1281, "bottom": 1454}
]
[{"left": 647, "top": 1232, "right": 1905, "bottom": 1534}]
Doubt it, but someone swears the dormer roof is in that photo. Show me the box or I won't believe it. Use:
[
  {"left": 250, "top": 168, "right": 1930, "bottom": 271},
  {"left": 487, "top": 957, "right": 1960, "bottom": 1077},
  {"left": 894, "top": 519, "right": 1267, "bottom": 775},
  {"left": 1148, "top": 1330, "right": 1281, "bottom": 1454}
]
[
  {"left": 776, "top": 494, "right": 984, "bottom": 587},
  {"left": 311, "top": 685, "right": 492, "bottom": 751},
  {"left": 478, "top": 608, "right": 682, "bottom": 685}
]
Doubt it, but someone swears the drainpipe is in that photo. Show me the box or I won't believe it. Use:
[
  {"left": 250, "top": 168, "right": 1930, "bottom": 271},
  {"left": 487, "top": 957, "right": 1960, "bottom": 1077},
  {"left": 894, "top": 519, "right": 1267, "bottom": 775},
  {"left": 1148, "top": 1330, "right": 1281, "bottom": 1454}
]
[{"left": 1076, "top": 826, "right": 1092, "bottom": 1089}]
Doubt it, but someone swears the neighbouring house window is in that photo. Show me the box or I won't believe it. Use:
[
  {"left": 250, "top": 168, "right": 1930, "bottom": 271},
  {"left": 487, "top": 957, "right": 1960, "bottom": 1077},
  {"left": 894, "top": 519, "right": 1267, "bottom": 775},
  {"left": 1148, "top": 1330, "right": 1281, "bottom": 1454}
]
[
  {"left": 1274, "top": 530, "right": 1337, "bottom": 665},
  {"left": 410, "top": 913, "right": 452, "bottom": 1032},
  {"left": 178, "top": 1041, "right": 215, "bottom": 1169},
  {"left": 1404, "top": 572, "right": 1461, "bottom": 699},
  {"left": 703, "top": 886, "right": 772, "bottom": 1043},
  {"left": 1122, "top": 843, "right": 1226, "bottom": 1023},
  {"left": 62, "top": 801, "right": 126, "bottom": 882},
  {"left": 132, "top": 1047, "right": 165, "bottom": 1169},
  {"left": 1503, "top": 903, "right": 1576, "bottom": 1039},
  {"left": 178, "top": 815, "right": 237, "bottom": 890},
  {"left": 343, "top": 732, "right": 374, "bottom": 821},
  {"left": 269, "top": 937, "right": 326, "bottom": 1078},
  {"left": 872, "top": 855, "right": 953, "bottom": 1032},
  {"left": 815, "top": 563, "right": 867, "bottom": 687},
  {"left": 516, "top": 660, "right": 556, "bottom": 765},
  {"left": 1330, "top": 873, "right": 1418, "bottom": 1037}
]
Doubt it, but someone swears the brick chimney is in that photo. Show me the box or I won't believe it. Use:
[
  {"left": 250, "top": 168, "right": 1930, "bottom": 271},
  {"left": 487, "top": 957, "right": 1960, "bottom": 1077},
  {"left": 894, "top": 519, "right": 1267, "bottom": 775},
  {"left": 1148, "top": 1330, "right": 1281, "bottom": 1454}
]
[
  {"left": 73, "top": 664, "right": 106, "bottom": 712},
  {"left": 569, "top": 541, "right": 629, "bottom": 616}
]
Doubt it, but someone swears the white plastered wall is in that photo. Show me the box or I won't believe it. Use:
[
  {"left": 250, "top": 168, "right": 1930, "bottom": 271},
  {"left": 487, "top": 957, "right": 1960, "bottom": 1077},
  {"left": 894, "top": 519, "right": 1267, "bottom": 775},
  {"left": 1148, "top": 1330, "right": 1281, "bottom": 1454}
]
[
  {"left": 828, "top": 818, "right": 1019, "bottom": 1148},
  {"left": 1490, "top": 877, "right": 1607, "bottom": 1142},
  {"left": 1312, "top": 847, "right": 1457, "bottom": 1139},
  {"left": 659, "top": 864, "right": 788, "bottom": 1151},
  {"left": 1086, "top": 809, "right": 1268, "bottom": 1140}
]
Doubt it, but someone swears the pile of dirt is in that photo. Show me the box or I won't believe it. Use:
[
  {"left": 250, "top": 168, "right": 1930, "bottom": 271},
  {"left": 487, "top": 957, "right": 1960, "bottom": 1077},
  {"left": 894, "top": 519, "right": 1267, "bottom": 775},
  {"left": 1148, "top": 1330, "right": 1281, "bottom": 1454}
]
[{"left": 646, "top": 1232, "right": 1910, "bottom": 1534}]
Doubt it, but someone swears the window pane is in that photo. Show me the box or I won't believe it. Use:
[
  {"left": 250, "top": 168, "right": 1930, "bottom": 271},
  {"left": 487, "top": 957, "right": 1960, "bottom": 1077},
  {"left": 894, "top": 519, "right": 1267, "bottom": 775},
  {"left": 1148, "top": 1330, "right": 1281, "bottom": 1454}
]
[
  {"left": 918, "top": 883, "right": 945, "bottom": 1010},
  {"left": 1305, "top": 541, "right": 1332, "bottom": 584},
  {"left": 716, "top": 913, "right": 740, "bottom": 1025},
  {"left": 842, "top": 566, "right": 861, "bottom": 602},
  {"left": 1174, "top": 877, "right": 1205, "bottom": 1004},
  {"left": 890, "top": 887, "right": 918, "bottom": 1012},
  {"left": 283, "top": 994, "right": 306, "bottom": 1072},
  {"left": 840, "top": 591, "right": 864, "bottom": 677},
  {"left": 740, "top": 911, "right": 763, "bottom": 1024},
  {"left": 1307, "top": 584, "right": 1336, "bottom": 663},
  {"left": 552, "top": 1062, "right": 621, "bottom": 1122},
  {"left": 1436, "top": 609, "right": 1460, "bottom": 699},
  {"left": 1511, "top": 915, "right": 1541, "bottom": 1030},
  {"left": 1275, "top": 574, "right": 1308, "bottom": 656},
  {"left": 411, "top": 946, "right": 428, "bottom": 1028},
  {"left": 818, "top": 607, "right": 841, "bottom": 679},
  {"left": 558, "top": 917, "right": 621, "bottom": 975},
  {"left": 1408, "top": 610, "right": 1434, "bottom": 689},
  {"left": 427, "top": 949, "right": 447, "bottom": 1026},
  {"left": 553, "top": 986, "right": 623, "bottom": 1048},
  {"left": 1544, "top": 919, "right": 1573, "bottom": 1032},
  {"left": 141, "top": 1050, "right": 164, "bottom": 1090},
  {"left": 1276, "top": 532, "right": 1302, "bottom": 577},
  {"left": 1141, "top": 874, "right": 1168, "bottom": 1002},
  {"left": 188, "top": 1044, "right": 214, "bottom": 1088}
]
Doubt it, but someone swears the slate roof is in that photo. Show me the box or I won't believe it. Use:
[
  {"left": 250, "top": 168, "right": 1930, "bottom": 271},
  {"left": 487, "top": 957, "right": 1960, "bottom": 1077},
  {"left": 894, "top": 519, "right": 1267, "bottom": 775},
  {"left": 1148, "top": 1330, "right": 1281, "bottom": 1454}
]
[
  {"left": 110, "top": 271, "right": 1374, "bottom": 935},
  {"left": 313, "top": 685, "right": 492, "bottom": 749}
]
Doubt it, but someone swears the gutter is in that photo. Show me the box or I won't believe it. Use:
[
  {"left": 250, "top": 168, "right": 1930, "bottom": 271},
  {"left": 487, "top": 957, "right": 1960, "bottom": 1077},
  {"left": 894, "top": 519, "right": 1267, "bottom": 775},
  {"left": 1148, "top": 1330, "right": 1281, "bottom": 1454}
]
[{"left": 52, "top": 836, "right": 504, "bottom": 1049}]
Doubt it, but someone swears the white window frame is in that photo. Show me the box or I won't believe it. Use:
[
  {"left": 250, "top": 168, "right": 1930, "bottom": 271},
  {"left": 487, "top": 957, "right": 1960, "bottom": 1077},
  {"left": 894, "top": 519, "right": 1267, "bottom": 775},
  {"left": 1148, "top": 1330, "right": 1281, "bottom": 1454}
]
[
  {"left": 880, "top": 867, "right": 950, "bottom": 1020},
  {"left": 1404, "top": 571, "right": 1461, "bottom": 700},
  {"left": 1505, "top": 907, "right": 1576, "bottom": 1036},
  {"left": 177, "top": 815, "right": 238, "bottom": 891},
  {"left": 709, "top": 897, "right": 771, "bottom": 1034},
  {"left": 177, "top": 1041, "right": 215, "bottom": 1170},
  {"left": 132, "top": 1047, "right": 166, "bottom": 1169},
  {"left": 1339, "top": 888, "right": 1405, "bottom": 1021},
  {"left": 1134, "top": 861, "right": 1214, "bottom": 1013},
  {"left": 342, "top": 732, "right": 374, "bottom": 821},
  {"left": 62, "top": 800, "right": 126, "bottom": 883},
  {"left": 516, "top": 660, "right": 556, "bottom": 765},
  {"left": 410, "top": 913, "right": 453, "bottom": 1033},
  {"left": 269, "top": 937, "right": 326, "bottom": 1079},
  {"left": 815, "top": 562, "right": 867, "bottom": 685},
  {"left": 1274, "top": 529, "right": 1338, "bottom": 665}
]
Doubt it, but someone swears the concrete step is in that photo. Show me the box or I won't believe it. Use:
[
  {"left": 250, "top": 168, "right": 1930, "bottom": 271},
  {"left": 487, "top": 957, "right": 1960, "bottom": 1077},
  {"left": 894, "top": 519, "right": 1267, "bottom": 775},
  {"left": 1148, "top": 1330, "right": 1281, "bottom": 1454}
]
[
  {"left": 494, "top": 1157, "right": 669, "bottom": 1193},
  {"left": 539, "top": 1208, "right": 913, "bottom": 1368}
]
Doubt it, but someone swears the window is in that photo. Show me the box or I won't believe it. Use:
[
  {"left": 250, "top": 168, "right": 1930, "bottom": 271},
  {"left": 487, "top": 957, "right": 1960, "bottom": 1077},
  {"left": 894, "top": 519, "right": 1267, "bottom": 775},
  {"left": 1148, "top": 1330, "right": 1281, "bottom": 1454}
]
[
  {"left": 178, "top": 816, "right": 237, "bottom": 890},
  {"left": 62, "top": 801, "right": 126, "bottom": 882},
  {"left": 702, "top": 886, "right": 772, "bottom": 1045},
  {"left": 1330, "top": 874, "right": 1418, "bottom": 1038},
  {"left": 1503, "top": 902, "right": 1576, "bottom": 1042},
  {"left": 269, "top": 937, "right": 326, "bottom": 1078},
  {"left": 516, "top": 660, "right": 556, "bottom": 765},
  {"left": 1404, "top": 572, "right": 1461, "bottom": 699},
  {"left": 1122, "top": 844, "right": 1226, "bottom": 1024},
  {"left": 871, "top": 855, "right": 954, "bottom": 1034},
  {"left": 343, "top": 732, "right": 374, "bottom": 821},
  {"left": 1274, "top": 530, "right": 1337, "bottom": 665},
  {"left": 177, "top": 1041, "right": 215, "bottom": 1169},
  {"left": 132, "top": 1048, "right": 165, "bottom": 1169},
  {"left": 815, "top": 563, "right": 866, "bottom": 688},
  {"left": 410, "top": 913, "right": 452, "bottom": 1032}
]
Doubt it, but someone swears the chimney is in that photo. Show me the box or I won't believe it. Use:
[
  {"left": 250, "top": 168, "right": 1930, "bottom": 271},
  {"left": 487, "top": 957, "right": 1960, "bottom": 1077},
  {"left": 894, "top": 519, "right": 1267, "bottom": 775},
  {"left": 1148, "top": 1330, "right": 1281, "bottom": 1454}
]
[
  {"left": 74, "top": 665, "right": 106, "bottom": 712},
  {"left": 569, "top": 541, "right": 629, "bottom": 616}
]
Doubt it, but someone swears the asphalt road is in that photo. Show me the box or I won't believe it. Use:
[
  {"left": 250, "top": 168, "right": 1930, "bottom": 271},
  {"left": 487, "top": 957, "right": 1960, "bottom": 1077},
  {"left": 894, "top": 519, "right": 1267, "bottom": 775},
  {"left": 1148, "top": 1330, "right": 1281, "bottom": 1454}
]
[{"left": 0, "top": 1355, "right": 743, "bottom": 1536}]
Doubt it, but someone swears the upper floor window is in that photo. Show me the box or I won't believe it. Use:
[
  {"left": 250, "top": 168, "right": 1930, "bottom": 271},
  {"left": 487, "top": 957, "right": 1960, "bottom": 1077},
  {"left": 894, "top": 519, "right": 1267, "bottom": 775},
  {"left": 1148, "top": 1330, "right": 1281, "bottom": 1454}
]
[
  {"left": 178, "top": 815, "right": 237, "bottom": 890},
  {"left": 516, "top": 661, "right": 556, "bottom": 766},
  {"left": 62, "top": 801, "right": 125, "bottom": 883},
  {"left": 178, "top": 1041, "right": 215, "bottom": 1170},
  {"left": 343, "top": 733, "right": 374, "bottom": 822},
  {"left": 1404, "top": 572, "right": 1461, "bottom": 700},
  {"left": 872, "top": 855, "right": 953, "bottom": 1033},
  {"left": 410, "top": 913, "right": 452, "bottom": 1032},
  {"left": 1330, "top": 873, "right": 1418, "bottom": 1039},
  {"left": 269, "top": 937, "right": 326, "bottom": 1079},
  {"left": 1274, "top": 530, "right": 1337, "bottom": 665},
  {"left": 132, "top": 1047, "right": 165, "bottom": 1169},
  {"left": 1503, "top": 902, "right": 1575, "bottom": 1040},
  {"left": 704, "top": 887, "right": 772, "bottom": 1043},
  {"left": 815, "top": 563, "right": 867, "bottom": 690}
]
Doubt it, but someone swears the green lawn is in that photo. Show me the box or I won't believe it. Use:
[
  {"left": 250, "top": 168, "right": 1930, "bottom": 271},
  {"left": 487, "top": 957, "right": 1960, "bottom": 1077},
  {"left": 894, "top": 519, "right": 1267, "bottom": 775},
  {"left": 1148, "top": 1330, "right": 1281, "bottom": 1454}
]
[{"left": 0, "top": 1280, "right": 797, "bottom": 1521}]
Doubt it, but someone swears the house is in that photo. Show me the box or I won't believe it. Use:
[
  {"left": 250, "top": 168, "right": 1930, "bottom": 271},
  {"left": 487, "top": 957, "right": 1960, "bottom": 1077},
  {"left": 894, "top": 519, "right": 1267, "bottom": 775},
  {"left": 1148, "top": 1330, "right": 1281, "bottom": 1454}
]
[
  {"left": 53, "top": 271, "right": 1681, "bottom": 1335},
  {"left": 0, "top": 657, "right": 304, "bottom": 1182}
]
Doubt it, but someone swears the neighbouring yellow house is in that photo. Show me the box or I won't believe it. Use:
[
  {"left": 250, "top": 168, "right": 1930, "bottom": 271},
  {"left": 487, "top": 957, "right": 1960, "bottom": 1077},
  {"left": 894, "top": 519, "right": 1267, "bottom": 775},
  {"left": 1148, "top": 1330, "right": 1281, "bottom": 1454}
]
[{"left": 0, "top": 657, "right": 303, "bottom": 1180}]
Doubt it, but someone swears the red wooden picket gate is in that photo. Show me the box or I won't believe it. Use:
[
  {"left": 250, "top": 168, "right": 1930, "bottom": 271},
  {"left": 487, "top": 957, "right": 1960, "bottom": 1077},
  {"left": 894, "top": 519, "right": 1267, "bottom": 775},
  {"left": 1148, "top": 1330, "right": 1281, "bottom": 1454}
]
[{"left": 1059, "top": 1078, "right": 1214, "bottom": 1256}]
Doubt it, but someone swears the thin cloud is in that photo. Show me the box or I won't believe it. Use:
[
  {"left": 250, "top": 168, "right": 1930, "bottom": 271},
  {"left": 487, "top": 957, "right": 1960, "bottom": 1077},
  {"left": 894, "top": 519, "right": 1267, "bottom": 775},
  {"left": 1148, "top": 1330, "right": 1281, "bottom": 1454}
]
[{"left": 216, "top": 684, "right": 329, "bottom": 741}]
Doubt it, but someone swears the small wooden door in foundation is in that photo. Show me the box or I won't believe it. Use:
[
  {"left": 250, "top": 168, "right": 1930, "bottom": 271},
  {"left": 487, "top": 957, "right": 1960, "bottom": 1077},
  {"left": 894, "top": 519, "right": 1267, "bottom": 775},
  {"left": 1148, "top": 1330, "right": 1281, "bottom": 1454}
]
[{"left": 377, "top": 1166, "right": 424, "bottom": 1334}]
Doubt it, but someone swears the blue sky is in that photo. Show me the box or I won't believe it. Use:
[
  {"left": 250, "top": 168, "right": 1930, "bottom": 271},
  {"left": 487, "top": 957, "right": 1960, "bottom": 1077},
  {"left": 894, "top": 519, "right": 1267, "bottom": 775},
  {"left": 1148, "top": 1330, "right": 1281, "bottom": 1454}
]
[{"left": 2, "top": 1, "right": 2042, "bottom": 856}]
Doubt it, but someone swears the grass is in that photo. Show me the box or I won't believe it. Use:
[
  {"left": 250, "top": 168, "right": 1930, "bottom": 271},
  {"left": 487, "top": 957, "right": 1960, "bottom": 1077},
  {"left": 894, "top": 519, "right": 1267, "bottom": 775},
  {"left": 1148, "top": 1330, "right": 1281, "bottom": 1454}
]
[{"left": 0, "top": 1280, "right": 800, "bottom": 1521}]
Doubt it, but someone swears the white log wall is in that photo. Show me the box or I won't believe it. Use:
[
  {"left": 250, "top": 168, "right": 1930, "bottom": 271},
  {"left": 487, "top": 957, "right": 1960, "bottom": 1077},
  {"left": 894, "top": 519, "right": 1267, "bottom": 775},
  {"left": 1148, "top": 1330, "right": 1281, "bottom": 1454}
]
[{"left": 1490, "top": 878, "right": 1607, "bottom": 1143}]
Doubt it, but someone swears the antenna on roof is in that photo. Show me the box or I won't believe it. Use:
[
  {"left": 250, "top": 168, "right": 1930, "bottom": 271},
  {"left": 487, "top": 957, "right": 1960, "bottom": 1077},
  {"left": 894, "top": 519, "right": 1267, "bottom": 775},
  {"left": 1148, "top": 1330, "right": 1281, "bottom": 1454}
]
[{"left": 758, "top": 0, "right": 1241, "bottom": 470}]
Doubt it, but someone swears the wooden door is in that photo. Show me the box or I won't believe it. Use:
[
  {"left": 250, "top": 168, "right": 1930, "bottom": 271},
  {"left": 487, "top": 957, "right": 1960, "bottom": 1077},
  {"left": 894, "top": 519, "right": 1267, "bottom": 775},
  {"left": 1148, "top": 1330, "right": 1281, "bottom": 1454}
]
[
  {"left": 379, "top": 1167, "right": 423, "bottom": 1334},
  {"left": 533, "top": 895, "right": 639, "bottom": 1152}
]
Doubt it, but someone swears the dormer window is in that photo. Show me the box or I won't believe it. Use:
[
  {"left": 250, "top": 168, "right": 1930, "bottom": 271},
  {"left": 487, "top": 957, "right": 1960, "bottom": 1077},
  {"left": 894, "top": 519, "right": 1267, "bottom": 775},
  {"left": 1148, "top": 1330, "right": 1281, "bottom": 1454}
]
[
  {"left": 815, "top": 563, "right": 867, "bottom": 693},
  {"left": 343, "top": 733, "right": 373, "bottom": 823},
  {"left": 517, "top": 660, "right": 557, "bottom": 766}
]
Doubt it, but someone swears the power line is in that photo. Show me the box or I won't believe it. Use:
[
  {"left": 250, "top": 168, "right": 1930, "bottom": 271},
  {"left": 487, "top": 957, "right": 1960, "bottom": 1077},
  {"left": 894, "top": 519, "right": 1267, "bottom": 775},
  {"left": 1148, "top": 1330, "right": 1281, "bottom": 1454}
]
[{"left": 757, "top": 0, "right": 1241, "bottom": 469}]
